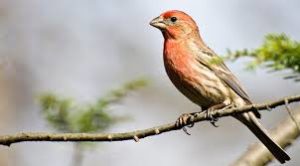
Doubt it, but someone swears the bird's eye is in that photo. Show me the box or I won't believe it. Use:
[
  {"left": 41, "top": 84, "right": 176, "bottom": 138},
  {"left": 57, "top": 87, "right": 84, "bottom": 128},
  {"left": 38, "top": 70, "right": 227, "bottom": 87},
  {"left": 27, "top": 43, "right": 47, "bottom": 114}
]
[{"left": 170, "top": 17, "right": 177, "bottom": 23}]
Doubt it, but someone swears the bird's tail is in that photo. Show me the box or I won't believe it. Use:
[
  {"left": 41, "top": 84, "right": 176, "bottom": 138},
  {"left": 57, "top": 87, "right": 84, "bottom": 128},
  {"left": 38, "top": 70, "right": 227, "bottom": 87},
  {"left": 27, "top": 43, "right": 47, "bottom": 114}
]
[{"left": 235, "top": 112, "right": 290, "bottom": 164}]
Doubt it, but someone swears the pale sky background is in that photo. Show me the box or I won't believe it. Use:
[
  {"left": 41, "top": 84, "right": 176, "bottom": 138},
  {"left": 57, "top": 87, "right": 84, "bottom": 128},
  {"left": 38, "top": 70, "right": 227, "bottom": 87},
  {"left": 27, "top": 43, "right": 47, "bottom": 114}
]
[{"left": 0, "top": 0, "right": 299, "bottom": 166}]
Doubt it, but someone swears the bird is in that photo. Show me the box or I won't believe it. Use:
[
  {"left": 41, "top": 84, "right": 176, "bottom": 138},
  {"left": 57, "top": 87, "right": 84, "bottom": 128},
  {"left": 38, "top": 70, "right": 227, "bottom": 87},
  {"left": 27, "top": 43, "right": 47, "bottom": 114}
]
[{"left": 150, "top": 10, "right": 290, "bottom": 164}]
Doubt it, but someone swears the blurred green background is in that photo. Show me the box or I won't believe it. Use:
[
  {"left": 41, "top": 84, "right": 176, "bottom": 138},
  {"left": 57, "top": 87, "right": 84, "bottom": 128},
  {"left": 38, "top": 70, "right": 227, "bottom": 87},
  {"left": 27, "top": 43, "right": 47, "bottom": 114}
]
[{"left": 0, "top": 1, "right": 299, "bottom": 166}]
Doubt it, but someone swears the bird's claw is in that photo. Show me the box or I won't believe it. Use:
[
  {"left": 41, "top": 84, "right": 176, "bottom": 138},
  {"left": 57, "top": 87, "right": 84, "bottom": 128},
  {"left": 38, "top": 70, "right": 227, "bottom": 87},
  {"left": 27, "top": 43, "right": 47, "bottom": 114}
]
[
  {"left": 206, "top": 110, "right": 219, "bottom": 127},
  {"left": 187, "top": 122, "right": 194, "bottom": 128},
  {"left": 182, "top": 127, "right": 191, "bottom": 135},
  {"left": 175, "top": 113, "right": 193, "bottom": 127},
  {"left": 209, "top": 116, "right": 219, "bottom": 127},
  {"left": 175, "top": 113, "right": 195, "bottom": 135}
]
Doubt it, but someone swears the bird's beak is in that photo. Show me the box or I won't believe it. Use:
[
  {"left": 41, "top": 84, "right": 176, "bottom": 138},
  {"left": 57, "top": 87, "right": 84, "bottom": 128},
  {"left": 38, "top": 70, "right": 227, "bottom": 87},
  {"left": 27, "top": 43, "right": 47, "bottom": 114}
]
[{"left": 150, "top": 16, "right": 166, "bottom": 29}]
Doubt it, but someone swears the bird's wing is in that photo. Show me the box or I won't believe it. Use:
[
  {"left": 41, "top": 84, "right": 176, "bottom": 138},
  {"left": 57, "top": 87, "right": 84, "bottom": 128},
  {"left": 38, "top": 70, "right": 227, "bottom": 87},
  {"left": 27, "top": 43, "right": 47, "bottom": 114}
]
[
  {"left": 196, "top": 47, "right": 261, "bottom": 118},
  {"left": 212, "top": 60, "right": 252, "bottom": 104}
]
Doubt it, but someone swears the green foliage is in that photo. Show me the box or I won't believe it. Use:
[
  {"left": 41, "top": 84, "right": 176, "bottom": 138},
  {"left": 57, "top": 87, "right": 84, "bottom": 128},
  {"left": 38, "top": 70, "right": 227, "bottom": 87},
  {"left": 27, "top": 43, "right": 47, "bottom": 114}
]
[
  {"left": 39, "top": 94, "right": 73, "bottom": 132},
  {"left": 227, "top": 33, "right": 300, "bottom": 81},
  {"left": 39, "top": 78, "right": 148, "bottom": 134}
]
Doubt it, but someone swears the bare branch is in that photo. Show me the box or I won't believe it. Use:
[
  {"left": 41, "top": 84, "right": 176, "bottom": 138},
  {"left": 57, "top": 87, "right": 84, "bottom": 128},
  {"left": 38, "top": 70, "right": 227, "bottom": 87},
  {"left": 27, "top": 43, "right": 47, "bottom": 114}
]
[
  {"left": 231, "top": 108, "right": 300, "bottom": 166},
  {"left": 0, "top": 95, "right": 300, "bottom": 147}
]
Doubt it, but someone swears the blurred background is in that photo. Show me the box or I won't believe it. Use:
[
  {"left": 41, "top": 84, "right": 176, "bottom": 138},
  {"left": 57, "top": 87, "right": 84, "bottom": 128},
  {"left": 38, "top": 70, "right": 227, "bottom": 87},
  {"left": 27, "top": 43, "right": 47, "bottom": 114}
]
[{"left": 0, "top": 0, "right": 299, "bottom": 166}]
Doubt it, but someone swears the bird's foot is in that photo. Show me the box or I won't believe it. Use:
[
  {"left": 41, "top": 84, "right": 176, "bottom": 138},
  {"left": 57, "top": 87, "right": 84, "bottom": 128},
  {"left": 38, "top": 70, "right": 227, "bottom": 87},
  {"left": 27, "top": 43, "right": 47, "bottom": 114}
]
[
  {"left": 205, "top": 103, "right": 231, "bottom": 127},
  {"left": 175, "top": 113, "right": 196, "bottom": 135},
  {"left": 175, "top": 113, "right": 195, "bottom": 127},
  {"left": 206, "top": 109, "right": 219, "bottom": 127}
]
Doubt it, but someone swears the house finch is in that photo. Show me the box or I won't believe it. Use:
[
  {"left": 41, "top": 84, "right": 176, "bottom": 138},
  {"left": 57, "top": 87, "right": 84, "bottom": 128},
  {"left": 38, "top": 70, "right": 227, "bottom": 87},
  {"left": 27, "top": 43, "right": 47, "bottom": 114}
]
[{"left": 150, "top": 10, "right": 290, "bottom": 163}]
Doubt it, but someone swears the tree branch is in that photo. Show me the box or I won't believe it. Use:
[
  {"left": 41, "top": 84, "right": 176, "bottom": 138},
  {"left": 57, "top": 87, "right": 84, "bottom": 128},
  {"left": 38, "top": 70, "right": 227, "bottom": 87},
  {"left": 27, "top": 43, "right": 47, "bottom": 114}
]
[
  {"left": 231, "top": 108, "right": 300, "bottom": 166},
  {"left": 0, "top": 95, "right": 300, "bottom": 147}
]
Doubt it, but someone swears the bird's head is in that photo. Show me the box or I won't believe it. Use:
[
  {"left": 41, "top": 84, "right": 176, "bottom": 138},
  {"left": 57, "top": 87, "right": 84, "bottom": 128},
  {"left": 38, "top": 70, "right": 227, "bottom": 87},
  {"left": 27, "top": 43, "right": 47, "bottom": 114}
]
[{"left": 150, "top": 10, "right": 199, "bottom": 40}]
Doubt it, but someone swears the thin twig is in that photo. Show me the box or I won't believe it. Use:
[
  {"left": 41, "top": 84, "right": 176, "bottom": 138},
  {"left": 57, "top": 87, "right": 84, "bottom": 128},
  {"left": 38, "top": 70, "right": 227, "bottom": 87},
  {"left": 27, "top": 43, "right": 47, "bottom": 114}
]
[{"left": 0, "top": 95, "right": 300, "bottom": 147}]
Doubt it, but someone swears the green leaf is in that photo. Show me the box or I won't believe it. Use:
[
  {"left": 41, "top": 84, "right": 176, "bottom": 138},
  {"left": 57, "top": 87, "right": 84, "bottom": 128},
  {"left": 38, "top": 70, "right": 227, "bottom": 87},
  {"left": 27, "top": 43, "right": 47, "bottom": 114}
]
[{"left": 226, "top": 33, "right": 300, "bottom": 81}]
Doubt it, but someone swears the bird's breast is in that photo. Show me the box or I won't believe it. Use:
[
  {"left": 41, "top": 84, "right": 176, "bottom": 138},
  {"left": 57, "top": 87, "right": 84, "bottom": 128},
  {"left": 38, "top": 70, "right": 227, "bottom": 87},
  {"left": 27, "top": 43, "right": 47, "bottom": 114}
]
[{"left": 163, "top": 41, "right": 229, "bottom": 109}]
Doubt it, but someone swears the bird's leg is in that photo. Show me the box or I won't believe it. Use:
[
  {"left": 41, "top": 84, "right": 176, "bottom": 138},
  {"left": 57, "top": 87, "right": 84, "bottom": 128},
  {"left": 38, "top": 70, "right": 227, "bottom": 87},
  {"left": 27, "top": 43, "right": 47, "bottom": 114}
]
[
  {"left": 219, "top": 104, "right": 235, "bottom": 112},
  {"left": 206, "top": 103, "right": 228, "bottom": 127}
]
